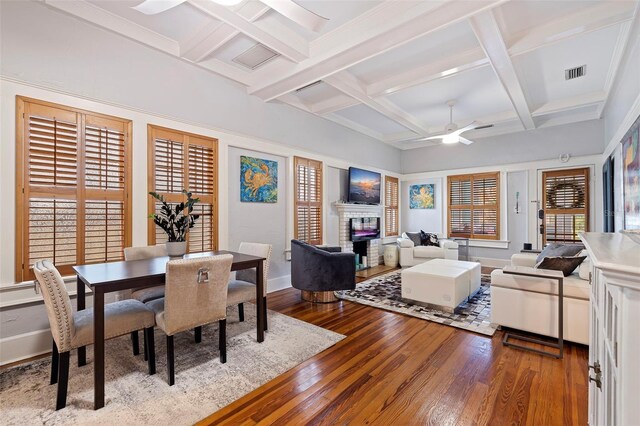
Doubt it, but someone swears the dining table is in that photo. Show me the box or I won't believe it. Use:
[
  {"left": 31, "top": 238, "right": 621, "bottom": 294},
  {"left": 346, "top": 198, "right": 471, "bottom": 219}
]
[{"left": 72, "top": 250, "right": 266, "bottom": 410}]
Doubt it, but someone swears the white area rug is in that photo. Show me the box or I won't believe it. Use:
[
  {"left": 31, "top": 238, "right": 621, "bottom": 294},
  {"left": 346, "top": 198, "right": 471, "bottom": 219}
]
[{"left": 0, "top": 306, "right": 344, "bottom": 425}]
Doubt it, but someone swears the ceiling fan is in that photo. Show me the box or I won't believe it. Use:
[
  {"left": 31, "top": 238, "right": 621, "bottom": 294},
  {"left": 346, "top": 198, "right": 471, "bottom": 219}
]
[
  {"left": 133, "top": 0, "right": 329, "bottom": 32},
  {"left": 415, "top": 101, "right": 493, "bottom": 145}
]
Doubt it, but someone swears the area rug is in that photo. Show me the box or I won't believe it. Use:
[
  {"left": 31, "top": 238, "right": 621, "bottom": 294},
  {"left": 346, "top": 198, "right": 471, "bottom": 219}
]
[
  {"left": 0, "top": 306, "right": 345, "bottom": 426},
  {"left": 336, "top": 271, "right": 497, "bottom": 336}
]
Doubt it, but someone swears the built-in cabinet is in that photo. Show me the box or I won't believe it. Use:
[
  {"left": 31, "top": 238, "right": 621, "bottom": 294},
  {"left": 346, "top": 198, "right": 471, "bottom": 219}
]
[{"left": 581, "top": 232, "right": 640, "bottom": 425}]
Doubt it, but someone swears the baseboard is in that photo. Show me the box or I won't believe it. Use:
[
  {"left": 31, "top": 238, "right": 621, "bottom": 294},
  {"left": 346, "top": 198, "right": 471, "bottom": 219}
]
[
  {"left": 471, "top": 257, "right": 510, "bottom": 268},
  {"left": 267, "top": 275, "right": 291, "bottom": 293},
  {"left": 0, "top": 328, "right": 51, "bottom": 366}
]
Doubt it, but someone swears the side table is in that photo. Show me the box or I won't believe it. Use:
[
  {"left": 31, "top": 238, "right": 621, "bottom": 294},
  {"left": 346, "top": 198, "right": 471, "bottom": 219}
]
[{"left": 451, "top": 237, "right": 469, "bottom": 261}]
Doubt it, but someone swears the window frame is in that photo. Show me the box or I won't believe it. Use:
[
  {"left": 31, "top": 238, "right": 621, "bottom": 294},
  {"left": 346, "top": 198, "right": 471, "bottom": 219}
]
[
  {"left": 542, "top": 167, "right": 590, "bottom": 245},
  {"left": 447, "top": 171, "right": 501, "bottom": 241},
  {"left": 15, "top": 96, "right": 132, "bottom": 282},
  {"left": 146, "top": 124, "right": 218, "bottom": 252},
  {"left": 384, "top": 175, "right": 399, "bottom": 237},
  {"left": 293, "top": 156, "right": 323, "bottom": 245}
]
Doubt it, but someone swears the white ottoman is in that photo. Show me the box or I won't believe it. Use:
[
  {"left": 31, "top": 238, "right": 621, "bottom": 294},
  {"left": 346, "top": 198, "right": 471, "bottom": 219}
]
[{"left": 401, "top": 259, "right": 482, "bottom": 312}]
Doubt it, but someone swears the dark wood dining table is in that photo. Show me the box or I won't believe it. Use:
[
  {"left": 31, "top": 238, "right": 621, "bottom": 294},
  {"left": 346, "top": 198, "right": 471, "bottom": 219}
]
[{"left": 72, "top": 250, "right": 266, "bottom": 410}]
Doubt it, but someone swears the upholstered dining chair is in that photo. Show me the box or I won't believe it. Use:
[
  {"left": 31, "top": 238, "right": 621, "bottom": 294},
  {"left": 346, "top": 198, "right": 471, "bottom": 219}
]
[
  {"left": 33, "top": 260, "right": 156, "bottom": 410},
  {"left": 227, "top": 242, "right": 272, "bottom": 330},
  {"left": 122, "top": 245, "right": 167, "bottom": 357},
  {"left": 145, "top": 255, "right": 233, "bottom": 386}
]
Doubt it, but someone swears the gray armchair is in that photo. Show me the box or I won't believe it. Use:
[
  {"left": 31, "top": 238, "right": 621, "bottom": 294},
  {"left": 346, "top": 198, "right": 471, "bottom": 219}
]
[{"left": 291, "top": 239, "right": 356, "bottom": 302}]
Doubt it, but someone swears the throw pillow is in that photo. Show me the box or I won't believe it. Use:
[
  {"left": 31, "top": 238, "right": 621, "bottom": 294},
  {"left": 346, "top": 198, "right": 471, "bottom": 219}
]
[
  {"left": 404, "top": 232, "right": 422, "bottom": 247},
  {"left": 535, "top": 255, "right": 587, "bottom": 277},
  {"left": 536, "top": 243, "right": 584, "bottom": 263},
  {"left": 419, "top": 231, "right": 439, "bottom": 247}
]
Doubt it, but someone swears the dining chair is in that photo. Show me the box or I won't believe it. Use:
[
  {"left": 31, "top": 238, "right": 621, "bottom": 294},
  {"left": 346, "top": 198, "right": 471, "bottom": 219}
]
[
  {"left": 227, "top": 242, "right": 272, "bottom": 330},
  {"left": 33, "top": 260, "right": 156, "bottom": 410},
  {"left": 122, "top": 245, "right": 167, "bottom": 357},
  {"left": 145, "top": 255, "right": 233, "bottom": 386}
]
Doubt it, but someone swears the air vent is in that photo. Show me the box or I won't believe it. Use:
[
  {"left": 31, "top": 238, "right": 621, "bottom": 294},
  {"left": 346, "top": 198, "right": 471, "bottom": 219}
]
[
  {"left": 295, "top": 80, "right": 322, "bottom": 93},
  {"left": 232, "top": 44, "right": 279, "bottom": 70},
  {"left": 565, "top": 65, "right": 586, "bottom": 80}
]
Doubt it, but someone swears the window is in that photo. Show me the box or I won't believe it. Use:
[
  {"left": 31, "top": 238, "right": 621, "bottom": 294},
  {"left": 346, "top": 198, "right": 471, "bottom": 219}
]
[
  {"left": 147, "top": 125, "right": 218, "bottom": 252},
  {"left": 294, "top": 156, "right": 323, "bottom": 245},
  {"left": 542, "top": 167, "right": 589, "bottom": 244},
  {"left": 448, "top": 172, "right": 500, "bottom": 240},
  {"left": 16, "top": 97, "right": 132, "bottom": 282},
  {"left": 384, "top": 176, "right": 399, "bottom": 237}
]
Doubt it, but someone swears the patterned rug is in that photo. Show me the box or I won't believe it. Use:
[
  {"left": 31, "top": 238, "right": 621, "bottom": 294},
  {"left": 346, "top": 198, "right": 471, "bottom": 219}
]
[
  {"left": 336, "top": 271, "right": 497, "bottom": 336},
  {"left": 0, "top": 306, "right": 345, "bottom": 425}
]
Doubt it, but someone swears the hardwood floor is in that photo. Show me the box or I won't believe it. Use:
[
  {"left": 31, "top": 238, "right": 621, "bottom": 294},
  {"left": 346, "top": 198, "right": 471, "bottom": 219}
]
[{"left": 197, "top": 287, "right": 589, "bottom": 425}]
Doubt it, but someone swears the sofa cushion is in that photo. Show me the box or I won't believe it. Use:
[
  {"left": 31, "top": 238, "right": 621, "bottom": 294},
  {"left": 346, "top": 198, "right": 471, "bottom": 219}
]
[
  {"left": 536, "top": 243, "right": 584, "bottom": 263},
  {"left": 535, "top": 255, "right": 586, "bottom": 277},
  {"left": 403, "top": 232, "right": 422, "bottom": 246},
  {"left": 490, "top": 269, "right": 589, "bottom": 300},
  {"left": 413, "top": 246, "right": 444, "bottom": 258},
  {"left": 511, "top": 253, "right": 538, "bottom": 267},
  {"left": 419, "top": 231, "right": 440, "bottom": 247}
]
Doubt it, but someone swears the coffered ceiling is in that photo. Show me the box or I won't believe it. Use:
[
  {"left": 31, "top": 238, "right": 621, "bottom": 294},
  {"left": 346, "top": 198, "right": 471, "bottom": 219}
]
[{"left": 42, "top": 0, "right": 640, "bottom": 149}]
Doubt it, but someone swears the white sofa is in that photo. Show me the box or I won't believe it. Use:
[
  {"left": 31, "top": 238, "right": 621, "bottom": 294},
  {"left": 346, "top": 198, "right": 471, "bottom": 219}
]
[
  {"left": 397, "top": 233, "right": 459, "bottom": 267},
  {"left": 490, "top": 252, "right": 590, "bottom": 345}
]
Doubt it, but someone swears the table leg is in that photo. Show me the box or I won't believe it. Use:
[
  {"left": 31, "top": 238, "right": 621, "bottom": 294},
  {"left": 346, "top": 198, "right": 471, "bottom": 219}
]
[
  {"left": 93, "top": 288, "right": 105, "bottom": 409},
  {"left": 256, "top": 261, "right": 264, "bottom": 343},
  {"left": 76, "top": 276, "right": 86, "bottom": 367}
]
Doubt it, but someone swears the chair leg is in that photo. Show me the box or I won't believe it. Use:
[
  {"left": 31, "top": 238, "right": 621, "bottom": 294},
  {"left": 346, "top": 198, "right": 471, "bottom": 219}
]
[
  {"left": 131, "top": 331, "right": 140, "bottom": 356},
  {"left": 55, "top": 351, "right": 70, "bottom": 410},
  {"left": 219, "top": 319, "right": 227, "bottom": 364},
  {"left": 238, "top": 303, "right": 245, "bottom": 322},
  {"left": 194, "top": 326, "right": 202, "bottom": 344},
  {"left": 144, "top": 327, "right": 156, "bottom": 375},
  {"left": 143, "top": 331, "right": 148, "bottom": 361},
  {"left": 166, "top": 335, "right": 175, "bottom": 386},
  {"left": 263, "top": 296, "right": 268, "bottom": 331},
  {"left": 50, "top": 339, "right": 59, "bottom": 385}
]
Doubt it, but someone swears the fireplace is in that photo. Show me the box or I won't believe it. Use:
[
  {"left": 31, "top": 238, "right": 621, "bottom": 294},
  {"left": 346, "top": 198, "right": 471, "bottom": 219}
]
[{"left": 335, "top": 202, "right": 381, "bottom": 270}]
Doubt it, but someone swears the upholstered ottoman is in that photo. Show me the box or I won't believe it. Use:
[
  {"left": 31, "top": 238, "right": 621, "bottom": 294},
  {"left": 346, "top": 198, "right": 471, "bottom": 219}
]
[{"left": 401, "top": 259, "right": 481, "bottom": 312}]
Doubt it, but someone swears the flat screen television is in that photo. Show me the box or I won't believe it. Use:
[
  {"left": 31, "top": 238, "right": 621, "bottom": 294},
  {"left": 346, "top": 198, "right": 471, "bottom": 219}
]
[
  {"left": 350, "top": 217, "right": 380, "bottom": 242},
  {"left": 348, "top": 167, "right": 381, "bottom": 204}
]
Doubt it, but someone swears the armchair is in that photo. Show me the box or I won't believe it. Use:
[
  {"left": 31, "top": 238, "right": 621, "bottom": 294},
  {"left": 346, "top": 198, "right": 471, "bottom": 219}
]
[
  {"left": 291, "top": 239, "right": 356, "bottom": 303},
  {"left": 397, "top": 232, "right": 459, "bottom": 267}
]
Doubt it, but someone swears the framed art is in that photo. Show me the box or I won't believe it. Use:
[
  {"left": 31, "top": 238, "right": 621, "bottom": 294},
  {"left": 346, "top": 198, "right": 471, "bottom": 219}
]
[
  {"left": 409, "top": 184, "right": 435, "bottom": 209},
  {"left": 240, "top": 156, "right": 278, "bottom": 203}
]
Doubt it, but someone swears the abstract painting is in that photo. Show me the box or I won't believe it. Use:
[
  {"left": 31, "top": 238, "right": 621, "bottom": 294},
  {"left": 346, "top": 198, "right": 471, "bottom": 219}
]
[
  {"left": 623, "top": 115, "right": 640, "bottom": 229},
  {"left": 409, "top": 184, "right": 435, "bottom": 209},
  {"left": 240, "top": 156, "right": 277, "bottom": 203}
]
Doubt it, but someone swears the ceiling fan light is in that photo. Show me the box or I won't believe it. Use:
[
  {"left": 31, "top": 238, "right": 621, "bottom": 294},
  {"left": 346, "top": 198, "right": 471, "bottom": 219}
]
[{"left": 443, "top": 134, "right": 459, "bottom": 144}]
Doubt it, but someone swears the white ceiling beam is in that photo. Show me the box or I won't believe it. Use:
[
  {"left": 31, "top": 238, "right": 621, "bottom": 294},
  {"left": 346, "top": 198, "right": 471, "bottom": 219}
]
[
  {"left": 324, "top": 72, "right": 432, "bottom": 136},
  {"left": 180, "top": 2, "right": 270, "bottom": 62},
  {"left": 276, "top": 93, "right": 312, "bottom": 113},
  {"left": 310, "top": 95, "right": 359, "bottom": 115},
  {"left": 508, "top": 2, "right": 636, "bottom": 57},
  {"left": 186, "top": 0, "right": 308, "bottom": 63},
  {"left": 322, "top": 113, "right": 386, "bottom": 141},
  {"left": 469, "top": 10, "right": 535, "bottom": 130},
  {"left": 367, "top": 48, "right": 489, "bottom": 97},
  {"left": 43, "top": 0, "right": 180, "bottom": 55},
  {"left": 248, "top": 0, "right": 507, "bottom": 101},
  {"left": 597, "top": 2, "right": 640, "bottom": 118},
  {"left": 532, "top": 92, "right": 606, "bottom": 117}
]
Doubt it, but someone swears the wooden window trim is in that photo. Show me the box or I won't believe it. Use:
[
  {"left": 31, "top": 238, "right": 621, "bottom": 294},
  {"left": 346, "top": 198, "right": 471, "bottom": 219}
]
[
  {"left": 384, "top": 176, "right": 399, "bottom": 237},
  {"left": 447, "top": 171, "right": 500, "bottom": 240},
  {"left": 15, "top": 96, "right": 132, "bottom": 282},
  {"left": 147, "top": 124, "right": 218, "bottom": 252},
  {"left": 294, "top": 156, "right": 323, "bottom": 245},
  {"left": 542, "top": 167, "right": 590, "bottom": 245}
]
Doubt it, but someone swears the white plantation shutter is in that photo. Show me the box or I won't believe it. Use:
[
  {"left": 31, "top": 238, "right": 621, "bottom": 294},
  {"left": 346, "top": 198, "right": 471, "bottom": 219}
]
[
  {"left": 147, "top": 125, "right": 218, "bottom": 253},
  {"left": 448, "top": 172, "right": 500, "bottom": 240},
  {"left": 16, "top": 98, "right": 131, "bottom": 282},
  {"left": 542, "top": 168, "right": 589, "bottom": 244},
  {"left": 385, "top": 176, "right": 399, "bottom": 237},
  {"left": 294, "top": 156, "right": 323, "bottom": 245}
]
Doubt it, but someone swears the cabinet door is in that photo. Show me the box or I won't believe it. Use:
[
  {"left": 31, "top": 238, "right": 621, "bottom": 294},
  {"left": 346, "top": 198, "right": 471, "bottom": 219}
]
[{"left": 588, "top": 268, "right": 604, "bottom": 425}]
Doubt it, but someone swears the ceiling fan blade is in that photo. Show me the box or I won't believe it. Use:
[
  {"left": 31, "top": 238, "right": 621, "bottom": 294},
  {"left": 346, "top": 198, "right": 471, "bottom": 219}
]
[
  {"left": 412, "top": 134, "right": 446, "bottom": 142},
  {"left": 452, "top": 121, "right": 478, "bottom": 136},
  {"left": 261, "top": 0, "right": 329, "bottom": 32},
  {"left": 133, "top": 0, "right": 187, "bottom": 15},
  {"left": 459, "top": 137, "right": 474, "bottom": 145},
  {"left": 474, "top": 124, "right": 494, "bottom": 130}
]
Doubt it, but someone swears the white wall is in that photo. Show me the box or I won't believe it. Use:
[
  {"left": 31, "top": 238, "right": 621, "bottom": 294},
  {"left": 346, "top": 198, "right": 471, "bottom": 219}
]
[{"left": 401, "top": 178, "right": 443, "bottom": 234}]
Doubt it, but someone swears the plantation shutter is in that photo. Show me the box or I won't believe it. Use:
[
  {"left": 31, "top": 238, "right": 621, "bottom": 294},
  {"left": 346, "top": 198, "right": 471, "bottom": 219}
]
[
  {"left": 542, "top": 168, "right": 589, "bottom": 244},
  {"left": 294, "top": 156, "right": 323, "bottom": 245},
  {"left": 448, "top": 172, "right": 500, "bottom": 240},
  {"left": 384, "top": 176, "right": 399, "bottom": 237},
  {"left": 16, "top": 98, "right": 131, "bottom": 282},
  {"left": 147, "top": 125, "right": 217, "bottom": 253}
]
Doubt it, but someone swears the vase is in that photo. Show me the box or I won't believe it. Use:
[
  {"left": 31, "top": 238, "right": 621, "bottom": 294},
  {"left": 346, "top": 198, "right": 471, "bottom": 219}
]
[{"left": 166, "top": 241, "right": 187, "bottom": 257}]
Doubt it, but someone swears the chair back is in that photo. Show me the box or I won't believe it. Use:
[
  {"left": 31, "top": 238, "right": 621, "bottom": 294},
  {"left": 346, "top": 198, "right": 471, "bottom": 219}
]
[
  {"left": 33, "top": 260, "right": 75, "bottom": 353},
  {"left": 163, "top": 255, "right": 233, "bottom": 336},
  {"left": 235, "top": 242, "right": 272, "bottom": 295},
  {"left": 124, "top": 244, "right": 167, "bottom": 261}
]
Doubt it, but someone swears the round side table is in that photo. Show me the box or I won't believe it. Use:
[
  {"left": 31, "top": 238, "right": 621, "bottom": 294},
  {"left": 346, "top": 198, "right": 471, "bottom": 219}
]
[{"left": 384, "top": 245, "right": 399, "bottom": 267}]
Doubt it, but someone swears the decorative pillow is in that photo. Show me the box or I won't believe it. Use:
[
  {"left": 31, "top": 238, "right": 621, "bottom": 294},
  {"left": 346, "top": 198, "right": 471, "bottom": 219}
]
[
  {"left": 535, "top": 255, "right": 587, "bottom": 277},
  {"left": 403, "top": 232, "right": 422, "bottom": 247},
  {"left": 536, "top": 243, "right": 584, "bottom": 263},
  {"left": 419, "top": 231, "right": 439, "bottom": 247}
]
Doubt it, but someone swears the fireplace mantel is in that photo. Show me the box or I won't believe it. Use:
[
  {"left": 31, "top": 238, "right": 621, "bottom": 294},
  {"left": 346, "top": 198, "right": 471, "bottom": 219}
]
[{"left": 334, "top": 202, "right": 382, "bottom": 214}]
